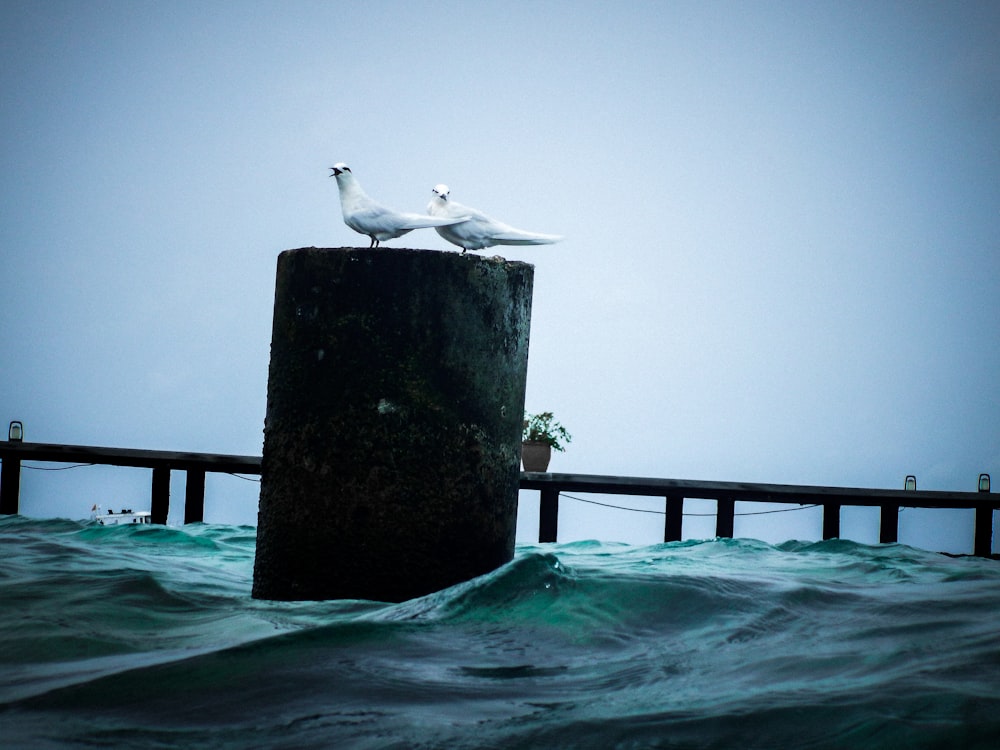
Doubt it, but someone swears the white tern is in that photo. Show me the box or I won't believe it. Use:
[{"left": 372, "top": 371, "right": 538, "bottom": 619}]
[
  {"left": 427, "top": 184, "right": 562, "bottom": 253},
  {"left": 330, "top": 164, "right": 468, "bottom": 248}
]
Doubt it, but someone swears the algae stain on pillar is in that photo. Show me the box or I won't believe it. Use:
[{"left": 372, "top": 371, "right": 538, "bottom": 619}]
[{"left": 252, "top": 247, "right": 533, "bottom": 602}]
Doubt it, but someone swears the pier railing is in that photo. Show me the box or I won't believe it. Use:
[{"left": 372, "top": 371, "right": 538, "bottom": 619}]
[
  {"left": 521, "top": 472, "right": 997, "bottom": 557},
  {"left": 0, "top": 442, "right": 260, "bottom": 524},
  {"left": 2, "top": 442, "right": 996, "bottom": 556}
]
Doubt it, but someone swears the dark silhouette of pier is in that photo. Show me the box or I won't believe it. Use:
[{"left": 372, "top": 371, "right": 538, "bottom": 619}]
[{"left": 2, "top": 441, "right": 996, "bottom": 556}]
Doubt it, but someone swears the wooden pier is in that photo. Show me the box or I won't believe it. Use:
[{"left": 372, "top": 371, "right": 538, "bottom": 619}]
[
  {"left": 522, "top": 472, "right": 998, "bottom": 557},
  {"left": 2, "top": 442, "right": 996, "bottom": 556},
  {"left": 0, "top": 442, "right": 260, "bottom": 524}
]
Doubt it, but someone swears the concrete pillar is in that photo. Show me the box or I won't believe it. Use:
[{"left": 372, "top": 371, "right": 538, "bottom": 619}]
[{"left": 253, "top": 247, "right": 533, "bottom": 602}]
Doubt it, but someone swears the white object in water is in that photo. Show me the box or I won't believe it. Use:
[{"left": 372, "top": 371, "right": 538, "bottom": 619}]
[{"left": 90, "top": 504, "right": 152, "bottom": 525}]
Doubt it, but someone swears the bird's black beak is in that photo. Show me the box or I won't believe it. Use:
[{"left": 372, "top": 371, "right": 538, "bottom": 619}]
[{"left": 330, "top": 167, "right": 343, "bottom": 176}]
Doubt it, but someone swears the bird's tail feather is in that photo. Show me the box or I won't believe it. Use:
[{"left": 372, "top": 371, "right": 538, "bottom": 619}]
[{"left": 492, "top": 232, "right": 562, "bottom": 245}]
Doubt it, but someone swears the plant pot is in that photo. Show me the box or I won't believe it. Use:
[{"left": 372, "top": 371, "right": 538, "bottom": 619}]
[{"left": 521, "top": 442, "right": 552, "bottom": 472}]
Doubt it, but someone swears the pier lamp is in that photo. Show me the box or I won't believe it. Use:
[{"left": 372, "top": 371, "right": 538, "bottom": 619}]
[
  {"left": 979, "top": 473, "right": 991, "bottom": 493},
  {"left": 904, "top": 475, "right": 916, "bottom": 491},
  {"left": 8, "top": 421, "right": 23, "bottom": 442}
]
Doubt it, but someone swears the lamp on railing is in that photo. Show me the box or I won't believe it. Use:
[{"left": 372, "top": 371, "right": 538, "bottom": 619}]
[
  {"left": 8, "top": 421, "right": 23, "bottom": 442},
  {"left": 979, "top": 473, "right": 991, "bottom": 493},
  {"left": 904, "top": 475, "right": 916, "bottom": 491}
]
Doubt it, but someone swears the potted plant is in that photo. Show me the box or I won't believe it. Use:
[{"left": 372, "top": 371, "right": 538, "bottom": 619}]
[{"left": 521, "top": 411, "right": 572, "bottom": 472}]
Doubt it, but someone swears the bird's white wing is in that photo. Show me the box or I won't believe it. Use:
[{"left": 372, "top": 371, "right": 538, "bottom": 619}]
[
  {"left": 393, "top": 212, "right": 470, "bottom": 230},
  {"left": 346, "top": 206, "right": 465, "bottom": 234},
  {"left": 428, "top": 189, "right": 561, "bottom": 250}
]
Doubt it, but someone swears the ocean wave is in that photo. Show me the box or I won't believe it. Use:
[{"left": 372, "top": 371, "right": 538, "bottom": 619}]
[{"left": 3, "top": 517, "right": 1000, "bottom": 748}]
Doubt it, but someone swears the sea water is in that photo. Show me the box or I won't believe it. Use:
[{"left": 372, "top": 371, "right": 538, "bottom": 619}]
[{"left": 2, "top": 515, "right": 999, "bottom": 749}]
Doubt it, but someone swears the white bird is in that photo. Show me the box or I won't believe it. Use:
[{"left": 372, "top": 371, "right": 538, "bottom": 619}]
[
  {"left": 330, "top": 164, "right": 469, "bottom": 248},
  {"left": 427, "top": 184, "right": 562, "bottom": 253}
]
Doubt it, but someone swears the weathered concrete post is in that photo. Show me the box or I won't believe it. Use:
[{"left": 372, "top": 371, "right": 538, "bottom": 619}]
[{"left": 253, "top": 247, "right": 533, "bottom": 602}]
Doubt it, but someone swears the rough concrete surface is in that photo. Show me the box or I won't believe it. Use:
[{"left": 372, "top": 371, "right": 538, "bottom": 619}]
[{"left": 253, "top": 247, "right": 533, "bottom": 601}]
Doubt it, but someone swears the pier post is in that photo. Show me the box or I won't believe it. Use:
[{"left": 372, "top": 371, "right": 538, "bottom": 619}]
[
  {"left": 150, "top": 468, "right": 170, "bottom": 524},
  {"left": 253, "top": 248, "right": 533, "bottom": 602},
  {"left": 823, "top": 502, "right": 841, "bottom": 539},
  {"left": 0, "top": 456, "right": 21, "bottom": 515},
  {"left": 184, "top": 469, "right": 206, "bottom": 524},
  {"left": 664, "top": 493, "right": 683, "bottom": 542},
  {"left": 974, "top": 505, "right": 994, "bottom": 558},
  {"left": 879, "top": 503, "right": 899, "bottom": 544},
  {"left": 538, "top": 487, "right": 559, "bottom": 543},
  {"left": 716, "top": 497, "right": 735, "bottom": 538}
]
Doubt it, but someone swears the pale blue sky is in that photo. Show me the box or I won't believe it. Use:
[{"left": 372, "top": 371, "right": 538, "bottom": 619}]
[{"left": 2, "top": 1, "right": 998, "bottom": 551}]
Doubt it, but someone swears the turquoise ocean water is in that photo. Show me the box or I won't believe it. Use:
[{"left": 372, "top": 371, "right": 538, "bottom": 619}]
[{"left": 2, "top": 514, "right": 999, "bottom": 748}]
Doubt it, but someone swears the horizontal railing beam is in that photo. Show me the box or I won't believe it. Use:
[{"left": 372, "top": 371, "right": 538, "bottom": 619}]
[
  {"left": 520, "top": 472, "right": 997, "bottom": 511},
  {"left": 0, "top": 442, "right": 261, "bottom": 474},
  {"left": 3, "top": 444, "right": 995, "bottom": 541}
]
